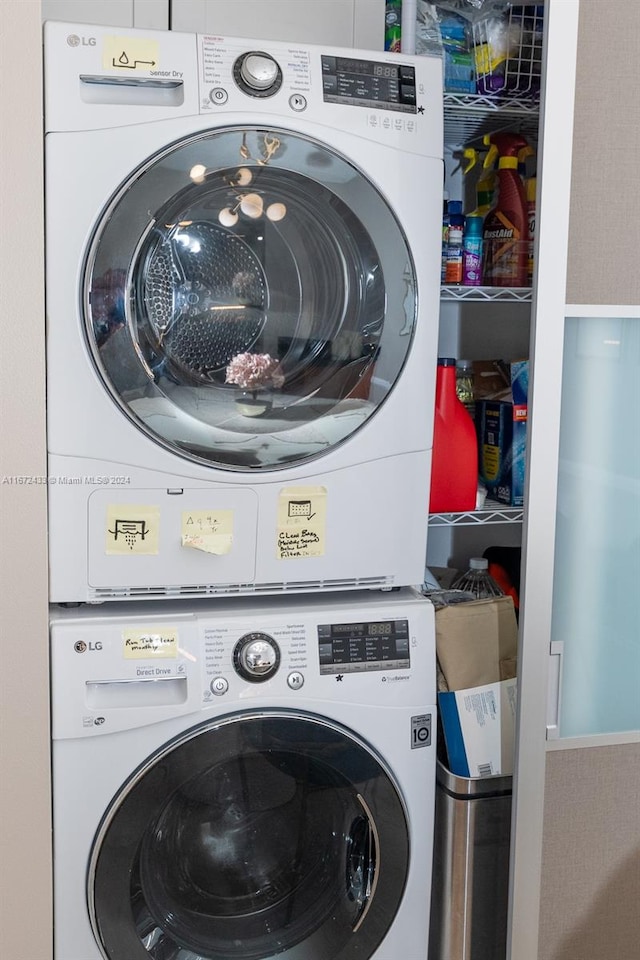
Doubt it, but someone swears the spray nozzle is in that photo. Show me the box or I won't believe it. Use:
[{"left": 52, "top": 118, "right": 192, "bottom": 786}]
[
  {"left": 463, "top": 148, "right": 478, "bottom": 174},
  {"left": 483, "top": 131, "right": 531, "bottom": 158},
  {"left": 518, "top": 145, "right": 535, "bottom": 162},
  {"left": 483, "top": 143, "right": 499, "bottom": 170}
]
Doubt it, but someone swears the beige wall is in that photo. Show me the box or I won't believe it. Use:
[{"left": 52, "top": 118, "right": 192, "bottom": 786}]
[
  {"left": 539, "top": 744, "right": 640, "bottom": 960},
  {"left": 0, "top": 1, "right": 52, "bottom": 957},
  {"left": 566, "top": 0, "right": 640, "bottom": 304}
]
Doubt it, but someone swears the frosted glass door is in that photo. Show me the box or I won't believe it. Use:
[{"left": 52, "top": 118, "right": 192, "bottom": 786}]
[{"left": 551, "top": 314, "right": 640, "bottom": 737}]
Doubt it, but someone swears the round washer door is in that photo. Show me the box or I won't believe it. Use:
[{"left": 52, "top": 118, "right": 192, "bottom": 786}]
[
  {"left": 89, "top": 711, "right": 409, "bottom": 960},
  {"left": 85, "top": 126, "right": 417, "bottom": 471}
]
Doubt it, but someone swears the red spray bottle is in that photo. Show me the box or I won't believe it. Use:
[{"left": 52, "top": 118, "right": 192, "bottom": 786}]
[{"left": 482, "top": 132, "right": 530, "bottom": 287}]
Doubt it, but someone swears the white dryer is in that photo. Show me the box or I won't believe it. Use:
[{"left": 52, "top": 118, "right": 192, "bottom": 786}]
[
  {"left": 44, "top": 23, "right": 443, "bottom": 602},
  {"left": 51, "top": 588, "right": 437, "bottom": 960}
]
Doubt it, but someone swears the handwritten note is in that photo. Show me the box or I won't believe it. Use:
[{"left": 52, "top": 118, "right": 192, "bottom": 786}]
[
  {"left": 106, "top": 504, "right": 160, "bottom": 555},
  {"left": 123, "top": 628, "right": 178, "bottom": 659},
  {"left": 181, "top": 510, "right": 233, "bottom": 555},
  {"left": 103, "top": 36, "right": 160, "bottom": 74},
  {"left": 277, "top": 486, "right": 326, "bottom": 560}
]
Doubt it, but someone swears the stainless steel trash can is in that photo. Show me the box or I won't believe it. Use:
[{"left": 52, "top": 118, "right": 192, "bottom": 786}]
[{"left": 428, "top": 760, "right": 512, "bottom": 960}]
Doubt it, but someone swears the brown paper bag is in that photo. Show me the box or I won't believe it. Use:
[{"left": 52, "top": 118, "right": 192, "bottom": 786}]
[{"left": 435, "top": 595, "right": 518, "bottom": 691}]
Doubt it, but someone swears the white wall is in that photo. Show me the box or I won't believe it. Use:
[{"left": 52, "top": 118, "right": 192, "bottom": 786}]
[{"left": 0, "top": 2, "right": 51, "bottom": 957}]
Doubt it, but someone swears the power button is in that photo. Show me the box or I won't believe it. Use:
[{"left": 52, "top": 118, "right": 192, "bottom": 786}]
[
  {"left": 210, "top": 87, "right": 229, "bottom": 105},
  {"left": 210, "top": 676, "right": 229, "bottom": 696}
]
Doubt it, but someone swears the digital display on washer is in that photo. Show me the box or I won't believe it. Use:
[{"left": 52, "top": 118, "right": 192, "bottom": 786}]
[
  {"left": 318, "top": 619, "right": 410, "bottom": 674},
  {"left": 321, "top": 55, "right": 417, "bottom": 113}
]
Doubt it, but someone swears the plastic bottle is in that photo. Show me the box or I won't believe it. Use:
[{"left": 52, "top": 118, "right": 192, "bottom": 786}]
[
  {"left": 462, "top": 214, "right": 483, "bottom": 285},
  {"left": 526, "top": 175, "right": 536, "bottom": 286},
  {"left": 455, "top": 359, "right": 475, "bottom": 415},
  {"left": 462, "top": 146, "right": 495, "bottom": 217},
  {"left": 384, "top": 1, "right": 402, "bottom": 52},
  {"left": 518, "top": 144, "right": 537, "bottom": 286},
  {"left": 429, "top": 358, "right": 478, "bottom": 513},
  {"left": 441, "top": 192, "right": 450, "bottom": 283},
  {"left": 451, "top": 557, "right": 505, "bottom": 599},
  {"left": 481, "top": 132, "right": 530, "bottom": 287},
  {"left": 445, "top": 200, "right": 464, "bottom": 285}
]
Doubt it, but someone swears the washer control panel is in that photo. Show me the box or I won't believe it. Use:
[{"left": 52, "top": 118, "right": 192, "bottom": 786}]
[
  {"left": 201, "top": 607, "right": 419, "bottom": 705},
  {"left": 50, "top": 590, "right": 435, "bottom": 737}
]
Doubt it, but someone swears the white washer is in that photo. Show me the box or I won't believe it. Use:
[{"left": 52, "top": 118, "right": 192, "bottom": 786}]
[
  {"left": 51, "top": 588, "right": 437, "bottom": 960},
  {"left": 44, "top": 23, "right": 443, "bottom": 602}
]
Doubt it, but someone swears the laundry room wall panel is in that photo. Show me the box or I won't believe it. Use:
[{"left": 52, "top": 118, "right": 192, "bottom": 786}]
[
  {"left": 42, "top": 0, "right": 135, "bottom": 26},
  {"left": 170, "top": 0, "right": 384, "bottom": 48},
  {"left": 0, "top": 1, "right": 51, "bottom": 958},
  {"left": 41, "top": 0, "right": 168, "bottom": 28},
  {"left": 566, "top": 0, "right": 640, "bottom": 304}
]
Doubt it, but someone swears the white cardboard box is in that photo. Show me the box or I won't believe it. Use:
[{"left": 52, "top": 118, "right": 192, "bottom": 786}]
[{"left": 439, "top": 677, "right": 517, "bottom": 778}]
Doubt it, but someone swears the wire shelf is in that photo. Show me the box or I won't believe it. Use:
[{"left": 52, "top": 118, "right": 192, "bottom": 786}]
[
  {"left": 441, "top": 284, "right": 532, "bottom": 302},
  {"left": 429, "top": 499, "right": 524, "bottom": 527},
  {"left": 443, "top": 95, "right": 539, "bottom": 146},
  {"left": 443, "top": 3, "right": 543, "bottom": 145}
]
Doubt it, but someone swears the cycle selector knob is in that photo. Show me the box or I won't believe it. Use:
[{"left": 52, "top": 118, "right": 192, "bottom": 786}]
[
  {"left": 234, "top": 52, "right": 283, "bottom": 97},
  {"left": 241, "top": 53, "right": 279, "bottom": 89},
  {"left": 234, "top": 632, "right": 281, "bottom": 682}
]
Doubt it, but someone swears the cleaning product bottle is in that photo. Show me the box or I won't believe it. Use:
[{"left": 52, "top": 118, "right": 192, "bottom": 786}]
[
  {"left": 518, "top": 144, "right": 537, "bottom": 286},
  {"left": 445, "top": 200, "right": 465, "bottom": 285},
  {"left": 526, "top": 175, "right": 537, "bottom": 286},
  {"left": 481, "top": 132, "right": 530, "bottom": 287},
  {"left": 463, "top": 147, "right": 495, "bottom": 217},
  {"left": 459, "top": 146, "right": 495, "bottom": 285},
  {"left": 462, "top": 214, "right": 483, "bottom": 285},
  {"left": 441, "top": 191, "right": 450, "bottom": 283},
  {"left": 429, "top": 358, "right": 478, "bottom": 513}
]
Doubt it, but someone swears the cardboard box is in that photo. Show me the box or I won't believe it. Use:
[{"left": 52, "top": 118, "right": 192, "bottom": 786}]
[
  {"left": 435, "top": 595, "right": 518, "bottom": 692},
  {"left": 475, "top": 360, "right": 529, "bottom": 506},
  {"left": 439, "top": 677, "right": 518, "bottom": 777}
]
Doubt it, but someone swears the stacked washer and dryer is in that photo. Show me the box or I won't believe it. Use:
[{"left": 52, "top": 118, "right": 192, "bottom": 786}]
[{"left": 44, "top": 21, "right": 443, "bottom": 960}]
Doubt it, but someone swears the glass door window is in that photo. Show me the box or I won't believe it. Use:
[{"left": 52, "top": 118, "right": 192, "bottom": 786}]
[
  {"left": 551, "top": 315, "right": 640, "bottom": 737},
  {"left": 89, "top": 712, "right": 409, "bottom": 959},
  {"left": 86, "top": 127, "right": 417, "bottom": 470}
]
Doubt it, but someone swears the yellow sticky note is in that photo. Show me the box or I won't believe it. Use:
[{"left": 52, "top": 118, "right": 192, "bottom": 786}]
[
  {"left": 182, "top": 533, "right": 233, "bottom": 555},
  {"left": 106, "top": 504, "right": 160, "bottom": 555},
  {"left": 103, "top": 36, "right": 160, "bottom": 73},
  {"left": 123, "top": 628, "right": 178, "bottom": 659},
  {"left": 181, "top": 510, "right": 233, "bottom": 555},
  {"left": 277, "top": 486, "right": 327, "bottom": 560}
]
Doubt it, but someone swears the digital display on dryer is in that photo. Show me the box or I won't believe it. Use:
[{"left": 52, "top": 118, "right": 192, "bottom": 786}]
[
  {"left": 321, "top": 55, "right": 417, "bottom": 113},
  {"left": 318, "top": 619, "right": 410, "bottom": 674}
]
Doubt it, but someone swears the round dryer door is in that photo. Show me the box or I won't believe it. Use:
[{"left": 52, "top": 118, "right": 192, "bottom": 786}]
[
  {"left": 85, "top": 126, "right": 417, "bottom": 470},
  {"left": 89, "top": 711, "right": 410, "bottom": 960}
]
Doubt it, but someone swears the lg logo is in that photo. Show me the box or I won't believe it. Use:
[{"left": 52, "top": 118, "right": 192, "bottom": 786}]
[
  {"left": 66, "top": 34, "right": 96, "bottom": 47},
  {"left": 74, "top": 640, "right": 103, "bottom": 653}
]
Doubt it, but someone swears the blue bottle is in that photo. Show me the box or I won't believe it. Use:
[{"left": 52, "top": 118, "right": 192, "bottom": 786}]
[{"left": 462, "top": 214, "right": 484, "bottom": 286}]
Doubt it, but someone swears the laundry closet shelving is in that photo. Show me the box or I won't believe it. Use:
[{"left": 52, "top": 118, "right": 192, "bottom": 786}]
[{"left": 426, "top": 88, "right": 539, "bottom": 571}]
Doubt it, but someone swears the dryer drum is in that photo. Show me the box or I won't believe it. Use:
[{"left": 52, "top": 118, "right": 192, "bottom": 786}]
[{"left": 141, "top": 222, "right": 268, "bottom": 382}]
